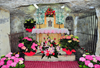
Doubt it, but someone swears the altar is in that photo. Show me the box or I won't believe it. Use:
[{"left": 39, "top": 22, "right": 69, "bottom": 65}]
[{"left": 32, "top": 28, "right": 69, "bottom": 43}]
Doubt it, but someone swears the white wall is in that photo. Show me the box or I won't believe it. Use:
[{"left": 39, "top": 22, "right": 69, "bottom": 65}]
[{"left": 0, "top": 7, "right": 10, "bottom": 57}]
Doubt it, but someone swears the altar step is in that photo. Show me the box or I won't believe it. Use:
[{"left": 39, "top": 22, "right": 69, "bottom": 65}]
[{"left": 25, "top": 54, "right": 75, "bottom": 61}]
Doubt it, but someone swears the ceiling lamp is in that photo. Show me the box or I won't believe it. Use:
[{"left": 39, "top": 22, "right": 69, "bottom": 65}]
[
  {"left": 34, "top": 4, "right": 39, "bottom": 9},
  {"left": 89, "top": 6, "right": 94, "bottom": 9},
  {"left": 61, "top": 5, "right": 65, "bottom": 9}
]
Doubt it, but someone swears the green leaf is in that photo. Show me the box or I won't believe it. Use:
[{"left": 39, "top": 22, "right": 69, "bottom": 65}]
[{"left": 79, "top": 65, "right": 82, "bottom": 67}]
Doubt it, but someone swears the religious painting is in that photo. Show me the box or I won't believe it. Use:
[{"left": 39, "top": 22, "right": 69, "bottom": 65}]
[{"left": 48, "top": 20, "right": 52, "bottom": 27}]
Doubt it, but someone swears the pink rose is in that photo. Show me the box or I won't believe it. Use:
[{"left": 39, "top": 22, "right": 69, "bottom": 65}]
[
  {"left": 23, "top": 37, "right": 28, "bottom": 40},
  {"left": 79, "top": 57, "right": 86, "bottom": 62},
  {"left": 14, "top": 58, "right": 19, "bottom": 63},
  {"left": 85, "top": 60, "right": 90, "bottom": 66}
]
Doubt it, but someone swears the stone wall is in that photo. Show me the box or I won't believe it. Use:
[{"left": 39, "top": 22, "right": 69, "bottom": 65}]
[
  {"left": 77, "top": 14, "right": 97, "bottom": 51},
  {"left": 0, "top": 7, "right": 10, "bottom": 57}
]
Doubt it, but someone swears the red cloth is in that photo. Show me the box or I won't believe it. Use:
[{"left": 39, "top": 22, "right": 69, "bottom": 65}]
[{"left": 24, "top": 61, "right": 79, "bottom": 68}]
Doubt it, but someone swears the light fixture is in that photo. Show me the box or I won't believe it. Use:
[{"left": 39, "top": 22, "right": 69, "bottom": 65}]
[
  {"left": 34, "top": 4, "right": 39, "bottom": 9},
  {"left": 89, "top": 6, "right": 94, "bottom": 9},
  {"left": 61, "top": 5, "right": 65, "bottom": 9}
]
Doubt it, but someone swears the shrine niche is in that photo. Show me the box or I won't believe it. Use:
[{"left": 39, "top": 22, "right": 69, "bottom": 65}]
[{"left": 32, "top": 7, "right": 68, "bottom": 43}]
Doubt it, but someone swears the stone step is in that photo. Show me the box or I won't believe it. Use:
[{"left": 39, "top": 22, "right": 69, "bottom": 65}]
[{"left": 25, "top": 54, "right": 75, "bottom": 61}]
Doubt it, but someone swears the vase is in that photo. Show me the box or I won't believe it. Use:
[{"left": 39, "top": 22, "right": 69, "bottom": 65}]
[
  {"left": 62, "top": 48, "right": 76, "bottom": 55},
  {"left": 46, "top": 17, "right": 54, "bottom": 28},
  {"left": 23, "top": 50, "right": 37, "bottom": 56},
  {"left": 25, "top": 26, "right": 35, "bottom": 32}
]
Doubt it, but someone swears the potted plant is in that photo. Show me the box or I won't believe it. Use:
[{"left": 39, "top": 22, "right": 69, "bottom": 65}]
[
  {"left": 24, "top": 18, "right": 36, "bottom": 32},
  {"left": 0, "top": 52, "right": 25, "bottom": 68},
  {"left": 59, "top": 34, "right": 80, "bottom": 55},
  {"left": 78, "top": 53, "right": 100, "bottom": 68},
  {"left": 18, "top": 36, "right": 38, "bottom": 56},
  {"left": 38, "top": 34, "right": 61, "bottom": 59},
  {"left": 45, "top": 8, "right": 55, "bottom": 17}
]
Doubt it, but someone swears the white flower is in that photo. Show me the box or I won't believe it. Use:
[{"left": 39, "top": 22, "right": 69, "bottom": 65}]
[
  {"left": 93, "top": 57, "right": 97, "bottom": 63},
  {"left": 19, "top": 60, "right": 23, "bottom": 64},
  {"left": 82, "top": 54, "right": 86, "bottom": 57}
]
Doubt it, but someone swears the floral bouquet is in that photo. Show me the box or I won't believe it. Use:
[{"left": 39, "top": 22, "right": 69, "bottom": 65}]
[
  {"left": 59, "top": 35, "right": 80, "bottom": 55},
  {"left": 38, "top": 34, "right": 61, "bottom": 59},
  {"left": 45, "top": 8, "right": 55, "bottom": 17},
  {"left": 24, "top": 18, "right": 36, "bottom": 32},
  {"left": 78, "top": 53, "right": 100, "bottom": 68},
  {"left": 18, "top": 36, "right": 38, "bottom": 56},
  {"left": 0, "top": 52, "right": 25, "bottom": 68}
]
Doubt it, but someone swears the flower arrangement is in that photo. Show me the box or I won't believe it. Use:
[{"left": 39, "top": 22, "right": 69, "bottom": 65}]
[
  {"left": 78, "top": 53, "right": 100, "bottom": 68},
  {"left": 24, "top": 18, "right": 36, "bottom": 32},
  {"left": 38, "top": 34, "right": 61, "bottom": 59},
  {"left": 18, "top": 36, "right": 38, "bottom": 56},
  {"left": 59, "top": 35, "right": 80, "bottom": 55},
  {"left": 0, "top": 52, "right": 25, "bottom": 68},
  {"left": 45, "top": 8, "right": 55, "bottom": 17}
]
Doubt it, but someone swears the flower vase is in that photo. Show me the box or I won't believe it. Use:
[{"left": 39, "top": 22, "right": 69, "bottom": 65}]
[
  {"left": 46, "top": 17, "right": 54, "bottom": 28},
  {"left": 25, "top": 26, "right": 35, "bottom": 32},
  {"left": 23, "top": 50, "right": 37, "bottom": 56},
  {"left": 62, "top": 48, "right": 76, "bottom": 55}
]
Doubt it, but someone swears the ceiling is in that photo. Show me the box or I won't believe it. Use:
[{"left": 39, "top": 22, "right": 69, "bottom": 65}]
[{"left": 0, "top": 0, "right": 100, "bottom": 14}]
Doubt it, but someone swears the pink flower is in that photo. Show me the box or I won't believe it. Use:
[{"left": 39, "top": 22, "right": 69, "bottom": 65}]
[
  {"left": 21, "top": 46, "right": 26, "bottom": 50},
  {"left": 15, "top": 54, "right": 19, "bottom": 58},
  {"left": 23, "top": 37, "right": 29, "bottom": 40},
  {"left": 11, "top": 56, "right": 15, "bottom": 59},
  {"left": 7, "top": 60, "right": 13, "bottom": 66},
  {"left": 27, "top": 38, "right": 32, "bottom": 41},
  {"left": 0, "top": 60, "right": 4, "bottom": 66},
  {"left": 96, "top": 56, "right": 100, "bottom": 61},
  {"left": 66, "top": 36, "right": 71, "bottom": 39},
  {"left": 19, "top": 58, "right": 24, "bottom": 61},
  {"left": 85, "top": 60, "right": 90, "bottom": 66},
  {"left": 14, "top": 58, "right": 19, "bottom": 63},
  {"left": 88, "top": 63, "right": 93, "bottom": 67},
  {"left": 39, "top": 46, "right": 42, "bottom": 51},
  {"left": 18, "top": 43, "right": 24, "bottom": 48},
  {"left": 85, "top": 55, "right": 93, "bottom": 60},
  {"left": 8, "top": 52, "right": 13, "bottom": 55},
  {"left": 1, "top": 57, "right": 6, "bottom": 61},
  {"left": 1, "top": 65, "right": 7, "bottom": 68},
  {"left": 31, "top": 43, "right": 37, "bottom": 50},
  {"left": 79, "top": 57, "right": 86, "bottom": 62},
  {"left": 11, "top": 62, "right": 17, "bottom": 67},
  {"left": 94, "top": 64, "right": 100, "bottom": 68},
  {"left": 73, "top": 38, "right": 77, "bottom": 41},
  {"left": 5, "top": 54, "right": 11, "bottom": 58}
]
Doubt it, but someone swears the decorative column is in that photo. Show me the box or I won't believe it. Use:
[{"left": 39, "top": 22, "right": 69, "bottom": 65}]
[
  {"left": 0, "top": 7, "right": 10, "bottom": 58},
  {"left": 95, "top": 7, "right": 100, "bottom": 56}
]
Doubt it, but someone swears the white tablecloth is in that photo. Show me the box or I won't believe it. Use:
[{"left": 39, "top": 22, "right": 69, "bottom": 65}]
[{"left": 32, "top": 28, "right": 69, "bottom": 34}]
